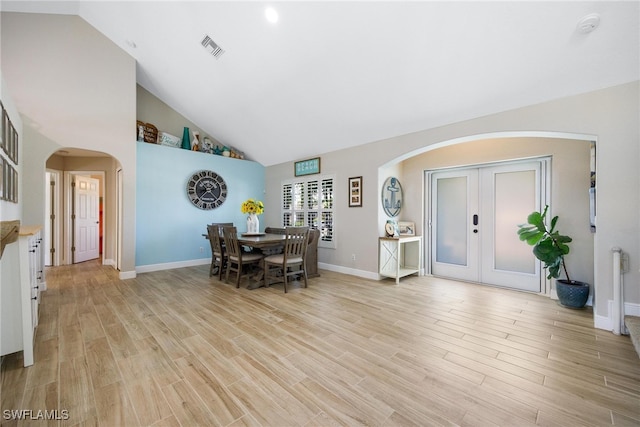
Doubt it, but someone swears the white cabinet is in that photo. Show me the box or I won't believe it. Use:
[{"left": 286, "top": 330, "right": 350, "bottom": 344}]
[
  {"left": 1, "top": 226, "right": 43, "bottom": 366},
  {"left": 378, "top": 236, "right": 422, "bottom": 284}
]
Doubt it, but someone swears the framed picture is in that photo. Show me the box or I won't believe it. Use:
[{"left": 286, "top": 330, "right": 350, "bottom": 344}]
[
  {"left": 398, "top": 221, "right": 415, "bottom": 236},
  {"left": 294, "top": 157, "right": 321, "bottom": 177},
  {"left": 0, "top": 158, "right": 4, "bottom": 200},
  {"left": 7, "top": 119, "right": 14, "bottom": 162},
  {"left": 12, "top": 166, "right": 18, "bottom": 202},
  {"left": 348, "top": 176, "right": 362, "bottom": 207},
  {"left": 0, "top": 102, "right": 4, "bottom": 154},
  {"left": 12, "top": 126, "right": 18, "bottom": 164},
  {"left": 1, "top": 104, "right": 7, "bottom": 156},
  {"left": 5, "top": 163, "right": 12, "bottom": 202}
]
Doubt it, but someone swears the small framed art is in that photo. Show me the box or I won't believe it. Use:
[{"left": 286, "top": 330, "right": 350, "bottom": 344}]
[
  {"left": 398, "top": 221, "right": 415, "bottom": 236},
  {"left": 348, "top": 176, "right": 362, "bottom": 207},
  {"left": 1, "top": 104, "right": 6, "bottom": 156},
  {"left": 0, "top": 157, "right": 4, "bottom": 200}
]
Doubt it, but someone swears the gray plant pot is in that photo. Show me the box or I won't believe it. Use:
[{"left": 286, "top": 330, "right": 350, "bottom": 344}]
[{"left": 556, "top": 279, "right": 590, "bottom": 309}]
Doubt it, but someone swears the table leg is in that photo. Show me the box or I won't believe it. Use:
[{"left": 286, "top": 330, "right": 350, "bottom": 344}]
[{"left": 246, "top": 261, "right": 266, "bottom": 290}]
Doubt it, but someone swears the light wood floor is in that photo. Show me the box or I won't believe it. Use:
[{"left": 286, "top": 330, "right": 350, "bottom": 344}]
[{"left": 2, "top": 261, "right": 639, "bottom": 427}]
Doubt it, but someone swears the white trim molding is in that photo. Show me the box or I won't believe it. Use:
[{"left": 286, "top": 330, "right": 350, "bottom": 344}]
[
  {"left": 594, "top": 300, "right": 640, "bottom": 332},
  {"left": 135, "top": 258, "right": 210, "bottom": 274}
]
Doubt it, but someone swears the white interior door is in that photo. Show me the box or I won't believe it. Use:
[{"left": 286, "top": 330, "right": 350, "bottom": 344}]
[
  {"left": 74, "top": 175, "right": 100, "bottom": 263},
  {"left": 430, "top": 160, "right": 544, "bottom": 292}
]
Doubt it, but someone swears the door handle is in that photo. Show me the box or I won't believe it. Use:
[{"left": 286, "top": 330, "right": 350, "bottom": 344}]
[{"left": 473, "top": 214, "right": 478, "bottom": 226}]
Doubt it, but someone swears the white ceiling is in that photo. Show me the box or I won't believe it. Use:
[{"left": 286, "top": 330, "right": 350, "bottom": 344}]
[{"left": 3, "top": 1, "right": 639, "bottom": 166}]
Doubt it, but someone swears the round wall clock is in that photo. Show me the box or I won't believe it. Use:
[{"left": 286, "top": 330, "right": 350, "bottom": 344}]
[
  {"left": 381, "top": 176, "right": 403, "bottom": 217},
  {"left": 186, "top": 170, "right": 227, "bottom": 210}
]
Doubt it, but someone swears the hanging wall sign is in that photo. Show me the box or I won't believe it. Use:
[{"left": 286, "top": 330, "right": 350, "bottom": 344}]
[
  {"left": 381, "top": 176, "right": 403, "bottom": 217},
  {"left": 294, "top": 157, "right": 320, "bottom": 177}
]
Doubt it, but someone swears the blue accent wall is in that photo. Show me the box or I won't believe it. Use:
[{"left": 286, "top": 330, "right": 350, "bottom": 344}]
[{"left": 136, "top": 142, "right": 265, "bottom": 267}]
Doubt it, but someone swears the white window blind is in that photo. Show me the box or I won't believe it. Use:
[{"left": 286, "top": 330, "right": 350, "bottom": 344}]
[{"left": 282, "top": 175, "right": 335, "bottom": 248}]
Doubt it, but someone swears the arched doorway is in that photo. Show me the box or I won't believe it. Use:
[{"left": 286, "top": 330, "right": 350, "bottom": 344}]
[
  {"left": 380, "top": 131, "right": 596, "bottom": 297},
  {"left": 45, "top": 148, "right": 121, "bottom": 267}
]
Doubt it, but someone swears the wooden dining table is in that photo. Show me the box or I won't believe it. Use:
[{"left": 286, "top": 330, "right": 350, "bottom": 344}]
[
  {"left": 204, "top": 229, "right": 319, "bottom": 289},
  {"left": 236, "top": 232, "right": 285, "bottom": 252},
  {"left": 203, "top": 231, "right": 286, "bottom": 289},
  {"left": 237, "top": 233, "right": 287, "bottom": 289}
]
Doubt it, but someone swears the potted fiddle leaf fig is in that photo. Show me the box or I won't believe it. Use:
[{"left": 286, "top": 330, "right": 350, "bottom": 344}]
[{"left": 517, "top": 205, "right": 589, "bottom": 309}]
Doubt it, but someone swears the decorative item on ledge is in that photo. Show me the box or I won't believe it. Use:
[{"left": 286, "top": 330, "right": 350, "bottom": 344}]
[
  {"left": 137, "top": 121, "right": 158, "bottom": 144},
  {"left": 191, "top": 131, "right": 200, "bottom": 150},
  {"left": 181, "top": 127, "right": 191, "bottom": 150},
  {"left": 138, "top": 122, "right": 246, "bottom": 159},
  {"left": 157, "top": 132, "right": 181, "bottom": 148}
]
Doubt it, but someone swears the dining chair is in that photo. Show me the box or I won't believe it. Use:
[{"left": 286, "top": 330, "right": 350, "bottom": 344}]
[
  {"left": 263, "top": 226, "right": 310, "bottom": 293},
  {"left": 222, "top": 226, "right": 264, "bottom": 288},
  {"left": 206, "top": 224, "right": 227, "bottom": 280}
]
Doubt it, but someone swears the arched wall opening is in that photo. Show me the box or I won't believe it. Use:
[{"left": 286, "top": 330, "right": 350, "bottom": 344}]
[
  {"left": 44, "top": 148, "right": 123, "bottom": 268},
  {"left": 377, "top": 131, "right": 596, "bottom": 301}
]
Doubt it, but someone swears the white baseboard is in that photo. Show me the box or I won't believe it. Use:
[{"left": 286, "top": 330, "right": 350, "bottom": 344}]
[
  {"left": 103, "top": 258, "right": 116, "bottom": 267},
  {"left": 119, "top": 270, "right": 137, "bottom": 280},
  {"left": 594, "top": 300, "right": 640, "bottom": 332},
  {"left": 135, "top": 258, "right": 210, "bottom": 274},
  {"left": 624, "top": 301, "right": 640, "bottom": 316},
  {"left": 594, "top": 313, "right": 613, "bottom": 331},
  {"left": 318, "top": 262, "right": 380, "bottom": 280}
]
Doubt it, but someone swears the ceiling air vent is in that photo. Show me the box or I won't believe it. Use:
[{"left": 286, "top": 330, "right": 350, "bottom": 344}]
[{"left": 201, "top": 35, "right": 225, "bottom": 59}]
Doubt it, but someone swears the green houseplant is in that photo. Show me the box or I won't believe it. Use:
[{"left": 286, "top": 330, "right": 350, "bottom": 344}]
[{"left": 517, "top": 205, "right": 589, "bottom": 308}]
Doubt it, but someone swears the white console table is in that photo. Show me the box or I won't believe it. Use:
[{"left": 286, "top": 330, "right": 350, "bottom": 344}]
[{"left": 378, "top": 235, "right": 422, "bottom": 284}]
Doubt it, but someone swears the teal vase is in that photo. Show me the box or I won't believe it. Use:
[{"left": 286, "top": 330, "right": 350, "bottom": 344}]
[{"left": 181, "top": 127, "right": 191, "bottom": 150}]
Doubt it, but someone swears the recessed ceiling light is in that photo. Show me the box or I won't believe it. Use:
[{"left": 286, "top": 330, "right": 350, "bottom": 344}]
[{"left": 265, "top": 7, "right": 278, "bottom": 24}]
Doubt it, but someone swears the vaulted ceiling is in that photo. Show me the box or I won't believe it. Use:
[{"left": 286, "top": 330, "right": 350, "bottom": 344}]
[{"left": 2, "top": 1, "right": 639, "bottom": 166}]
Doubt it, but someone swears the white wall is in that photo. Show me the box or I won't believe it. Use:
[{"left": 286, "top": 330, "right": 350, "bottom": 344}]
[
  {"left": 265, "top": 81, "right": 640, "bottom": 328},
  {"left": 1, "top": 12, "right": 137, "bottom": 277}
]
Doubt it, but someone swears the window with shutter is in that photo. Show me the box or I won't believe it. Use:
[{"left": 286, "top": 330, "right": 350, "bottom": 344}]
[{"left": 281, "top": 174, "right": 335, "bottom": 248}]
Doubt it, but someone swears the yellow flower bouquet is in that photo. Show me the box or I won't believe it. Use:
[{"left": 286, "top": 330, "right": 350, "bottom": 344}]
[{"left": 241, "top": 199, "right": 264, "bottom": 215}]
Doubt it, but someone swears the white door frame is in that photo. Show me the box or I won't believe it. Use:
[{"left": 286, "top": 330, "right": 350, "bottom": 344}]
[
  {"left": 116, "top": 168, "right": 123, "bottom": 271},
  {"left": 425, "top": 156, "right": 552, "bottom": 294},
  {"left": 45, "top": 169, "right": 63, "bottom": 266},
  {"left": 63, "top": 171, "right": 105, "bottom": 265}
]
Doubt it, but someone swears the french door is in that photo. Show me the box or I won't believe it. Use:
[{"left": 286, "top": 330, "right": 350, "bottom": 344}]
[{"left": 429, "top": 159, "right": 547, "bottom": 292}]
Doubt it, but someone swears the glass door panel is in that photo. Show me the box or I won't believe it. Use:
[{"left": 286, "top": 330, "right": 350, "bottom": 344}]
[{"left": 431, "top": 169, "right": 479, "bottom": 282}]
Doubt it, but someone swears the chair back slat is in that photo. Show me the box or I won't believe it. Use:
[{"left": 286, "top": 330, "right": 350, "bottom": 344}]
[
  {"left": 207, "top": 224, "right": 224, "bottom": 255},
  {"left": 222, "top": 226, "right": 241, "bottom": 258},
  {"left": 284, "top": 227, "right": 309, "bottom": 259}
]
